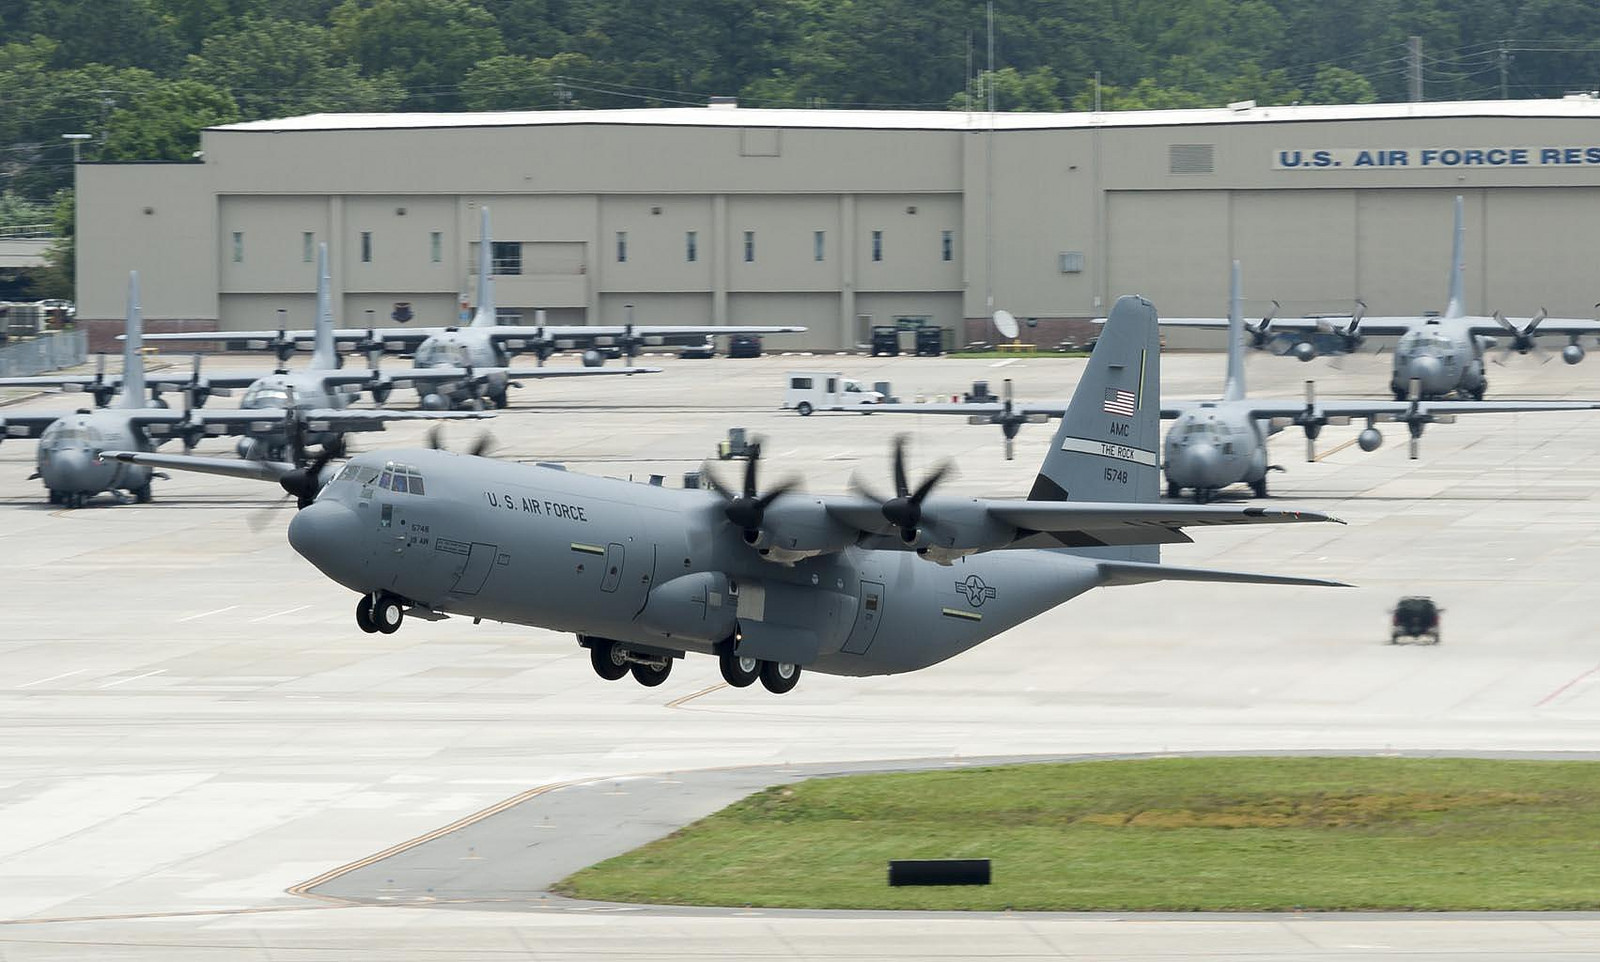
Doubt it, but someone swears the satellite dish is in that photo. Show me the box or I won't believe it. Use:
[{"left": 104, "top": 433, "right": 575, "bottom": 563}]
[{"left": 993, "top": 309, "right": 1019, "bottom": 340}]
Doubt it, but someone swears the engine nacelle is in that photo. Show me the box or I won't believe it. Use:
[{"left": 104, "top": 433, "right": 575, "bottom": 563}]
[
  {"left": 1358, "top": 427, "right": 1383, "bottom": 452},
  {"left": 1292, "top": 341, "right": 1317, "bottom": 362},
  {"left": 369, "top": 380, "right": 393, "bottom": 405},
  {"left": 1563, "top": 343, "right": 1586, "bottom": 365},
  {"left": 635, "top": 570, "right": 738, "bottom": 644},
  {"left": 581, "top": 349, "right": 606, "bottom": 367},
  {"left": 237, "top": 437, "right": 270, "bottom": 460},
  {"left": 420, "top": 392, "right": 449, "bottom": 411},
  {"left": 911, "top": 515, "right": 1018, "bottom": 565},
  {"left": 745, "top": 501, "right": 860, "bottom": 564}
]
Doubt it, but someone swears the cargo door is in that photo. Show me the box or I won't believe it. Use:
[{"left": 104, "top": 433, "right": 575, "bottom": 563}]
[
  {"left": 450, "top": 542, "right": 499, "bottom": 595},
  {"left": 840, "top": 580, "right": 885, "bottom": 654}
]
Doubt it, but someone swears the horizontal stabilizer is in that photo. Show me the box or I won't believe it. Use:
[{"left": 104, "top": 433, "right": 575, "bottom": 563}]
[{"left": 1096, "top": 559, "right": 1351, "bottom": 588}]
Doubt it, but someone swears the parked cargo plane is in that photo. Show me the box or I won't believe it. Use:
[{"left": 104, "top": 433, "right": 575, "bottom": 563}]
[
  {"left": 5, "top": 245, "right": 638, "bottom": 458},
  {"left": 105, "top": 295, "right": 1347, "bottom": 693},
  {"left": 1, "top": 273, "right": 488, "bottom": 507},
  {"left": 136, "top": 208, "right": 806, "bottom": 406},
  {"left": 877, "top": 263, "right": 1600, "bottom": 501},
  {"left": 1158, "top": 196, "right": 1600, "bottom": 400}
]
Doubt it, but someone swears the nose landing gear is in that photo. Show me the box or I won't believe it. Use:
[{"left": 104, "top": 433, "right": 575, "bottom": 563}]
[{"left": 356, "top": 593, "right": 404, "bottom": 634}]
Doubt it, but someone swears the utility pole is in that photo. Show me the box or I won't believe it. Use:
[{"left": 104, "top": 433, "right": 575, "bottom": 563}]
[{"left": 1407, "top": 36, "right": 1423, "bottom": 102}]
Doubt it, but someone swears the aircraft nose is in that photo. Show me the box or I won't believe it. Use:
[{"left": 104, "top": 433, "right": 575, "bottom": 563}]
[
  {"left": 1404, "top": 355, "right": 1444, "bottom": 393},
  {"left": 1171, "top": 443, "right": 1224, "bottom": 487},
  {"left": 288, "top": 500, "right": 368, "bottom": 590},
  {"left": 41, "top": 449, "right": 95, "bottom": 492}
]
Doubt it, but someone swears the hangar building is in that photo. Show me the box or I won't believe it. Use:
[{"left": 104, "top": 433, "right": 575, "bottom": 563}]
[{"left": 76, "top": 98, "right": 1600, "bottom": 350}]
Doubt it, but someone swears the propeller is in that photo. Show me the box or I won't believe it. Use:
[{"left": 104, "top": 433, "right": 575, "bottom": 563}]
[
  {"left": 852, "top": 435, "right": 954, "bottom": 543},
  {"left": 425, "top": 423, "right": 496, "bottom": 457},
  {"left": 1493, "top": 308, "right": 1550, "bottom": 364},
  {"left": 704, "top": 438, "right": 797, "bottom": 540},
  {"left": 1243, "top": 300, "right": 1279, "bottom": 349},
  {"left": 1298, "top": 379, "right": 1322, "bottom": 462},
  {"left": 90, "top": 354, "right": 114, "bottom": 407},
  {"left": 1384, "top": 376, "right": 1454, "bottom": 459},
  {"left": 183, "top": 353, "right": 215, "bottom": 409}
]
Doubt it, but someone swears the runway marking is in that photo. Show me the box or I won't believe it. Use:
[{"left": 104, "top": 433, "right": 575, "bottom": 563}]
[
  {"left": 15, "top": 669, "right": 85, "bottom": 689},
  {"left": 665, "top": 682, "right": 728, "bottom": 709},
  {"left": 1313, "top": 437, "right": 1360, "bottom": 462},
  {"left": 250, "top": 604, "right": 311, "bottom": 622},
  {"left": 0, "top": 903, "right": 351, "bottom": 927},
  {"left": 989, "top": 358, "right": 1018, "bottom": 368},
  {"left": 176, "top": 605, "right": 238, "bottom": 623},
  {"left": 98, "top": 669, "right": 165, "bottom": 689},
  {"left": 1535, "top": 662, "right": 1600, "bottom": 707}
]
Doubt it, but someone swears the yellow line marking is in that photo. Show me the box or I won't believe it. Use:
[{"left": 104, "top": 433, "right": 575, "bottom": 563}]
[
  {"left": 665, "top": 681, "right": 728, "bottom": 710},
  {"left": 1313, "top": 437, "right": 1359, "bottom": 462},
  {"left": 0, "top": 904, "right": 348, "bottom": 927}
]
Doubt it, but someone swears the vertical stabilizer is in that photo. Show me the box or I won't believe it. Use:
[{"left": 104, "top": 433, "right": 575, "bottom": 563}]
[
  {"left": 1444, "top": 194, "right": 1466, "bottom": 318},
  {"left": 470, "top": 206, "right": 495, "bottom": 328},
  {"left": 310, "top": 242, "right": 337, "bottom": 370},
  {"left": 118, "top": 271, "right": 146, "bottom": 409},
  {"left": 1030, "top": 294, "right": 1160, "bottom": 562},
  {"left": 1223, "top": 260, "right": 1247, "bottom": 402}
]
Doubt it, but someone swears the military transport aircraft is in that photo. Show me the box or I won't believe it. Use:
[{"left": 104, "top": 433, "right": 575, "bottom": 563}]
[
  {"left": 1158, "top": 196, "right": 1600, "bottom": 400},
  {"left": 877, "top": 263, "right": 1600, "bottom": 501},
  {"left": 1, "top": 273, "right": 488, "bottom": 507},
  {"left": 135, "top": 208, "right": 808, "bottom": 399},
  {"left": 104, "top": 294, "right": 1348, "bottom": 694},
  {"left": 6, "top": 245, "right": 652, "bottom": 457}
]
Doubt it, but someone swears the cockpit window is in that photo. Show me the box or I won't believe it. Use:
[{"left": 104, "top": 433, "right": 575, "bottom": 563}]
[
  {"left": 242, "top": 383, "right": 291, "bottom": 409},
  {"left": 376, "top": 462, "right": 425, "bottom": 494}
]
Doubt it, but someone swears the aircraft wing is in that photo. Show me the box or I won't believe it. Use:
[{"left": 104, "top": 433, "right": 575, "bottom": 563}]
[
  {"left": 1463, "top": 316, "right": 1600, "bottom": 337},
  {"left": 1096, "top": 559, "right": 1350, "bottom": 588},
  {"left": 1244, "top": 398, "right": 1600, "bottom": 420},
  {"left": 123, "top": 407, "right": 491, "bottom": 442},
  {"left": 0, "top": 412, "right": 71, "bottom": 440},
  {"left": 98, "top": 450, "right": 296, "bottom": 482},
  {"left": 133, "top": 328, "right": 432, "bottom": 353},
  {"left": 316, "top": 365, "right": 660, "bottom": 389},
  {"left": 488, "top": 325, "right": 807, "bottom": 350},
  {"left": 1153, "top": 316, "right": 1419, "bottom": 336},
  {"left": 0, "top": 374, "right": 116, "bottom": 391},
  {"left": 871, "top": 401, "right": 1190, "bottom": 419}
]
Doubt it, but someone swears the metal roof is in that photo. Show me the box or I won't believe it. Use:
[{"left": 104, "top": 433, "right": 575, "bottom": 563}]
[{"left": 212, "top": 98, "right": 1600, "bottom": 134}]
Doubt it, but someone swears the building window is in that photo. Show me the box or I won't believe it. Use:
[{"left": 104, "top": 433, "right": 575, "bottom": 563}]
[
  {"left": 232, "top": 231, "right": 243, "bottom": 263},
  {"left": 814, "top": 230, "right": 825, "bottom": 262},
  {"left": 871, "top": 229, "right": 883, "bottom": 262},
  {"left": 492, "top": 241, "right": 521, "bottom": 275},
  {"left": 743, "top": 230, "right": 755, "bottom": 263},
  {"left": 429, "top": 231, "right": 442, "bottom": 264},
  {"left": 302, "top": 232, "right": 314, "bottom": 263},
  {"left": 360, "top": 231, "right": 372, "bottom": 263},
  {"left": 941, "top": 229, "right": 954, "bottom": 262},
  {"left": 616, "top": 231, "right": 628, "bottom": 263},
  {"left": 685, "top": 230, "right": 698, "bottom": 262}
]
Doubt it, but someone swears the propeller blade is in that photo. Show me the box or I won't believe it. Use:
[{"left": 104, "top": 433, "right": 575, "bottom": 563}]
[
  {"left": 911, "top": 460, "right": 954, "bottom": 503},
  {"left": 891, "top": 434, "right": 910, "bottom": 498},
  {"left": 426, "top": 424, "right": 444, "bottom": 450},
  {"left": 701, "top": 464, "right": 736, "bottom": 501},
  {"left": 1003, "top": 434, "right": 1015, "bottom": 461},
  {"left": 468, "top": 432, "right": 496, "bottom": 457}
]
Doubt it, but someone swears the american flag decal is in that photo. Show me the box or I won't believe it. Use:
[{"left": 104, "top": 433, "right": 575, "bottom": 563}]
[{"left": 1103, "top": 387, "right": 1137, "bottom": 417}]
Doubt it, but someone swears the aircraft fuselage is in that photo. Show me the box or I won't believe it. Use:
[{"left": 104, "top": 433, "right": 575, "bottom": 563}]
[
  {"left": 1161, "top": 404, "right": 1270, "bottom": 500},
  {"left": 288, "top": 449, "right": 1102, "bottom": 678},
  {"left": 35, "top": 411, "right": 153, "bottom": 503},
  {"left": 1390, "top": 319, "right": 1487, "bottom": 400}
]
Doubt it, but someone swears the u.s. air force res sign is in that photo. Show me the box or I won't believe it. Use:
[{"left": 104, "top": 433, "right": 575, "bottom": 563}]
[{"left": 1274, "top": 146, "right": 1600, "bottom": 170}]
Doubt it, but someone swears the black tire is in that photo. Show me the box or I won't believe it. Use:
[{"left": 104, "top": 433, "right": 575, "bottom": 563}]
[
  {"left": 719, "top": 652, "right": 760, "bottom": 688},
  {"left": 759, "top": 660, "right": 801, "bottom": 694},
  {"left": 355, "top": 595, "right": 378, "bottom": 634},
  {"left": 590, "top": 641, "right": 630, "bottom": 681},
  {"left": 1392, "top": 388, "right": 1407, "bottom": 401},
  {"left": 133, "top": 486, "right": 152, "bottom": 504},
  {"left": 373, "top": 595, "right": 403, "bottom": 634},
  {"left": 1250, "top": 478, "right": 1268, "bottom": 498},
  {"left": 631, "top": 660, "right": 672, "bottom": 687},
  {"left": 1165, "top": 482, "right": 1180, "bottom": 499},
  {"left": 48, "top": 490, "right": 61, "bottom": 505},
  {"left": 797, "top": 401, "right": 814, "bottom": 416}
]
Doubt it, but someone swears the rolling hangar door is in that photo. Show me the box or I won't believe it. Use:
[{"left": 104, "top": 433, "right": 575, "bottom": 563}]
[{"left": 728, "top": 292, "right": 840, "bottom": 350}]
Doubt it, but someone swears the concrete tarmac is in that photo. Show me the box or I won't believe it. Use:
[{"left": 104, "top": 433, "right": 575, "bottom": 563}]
[{"left": 2, "top": 349, "right": 1599, "bottom": 960}]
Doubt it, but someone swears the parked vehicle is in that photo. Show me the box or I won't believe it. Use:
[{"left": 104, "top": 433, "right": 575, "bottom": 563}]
[
  {"left": 783, "top": 371, "right": 884, "bottom": 415},
  {"left": 1390, "top": 596, "right": 1441, "bottom": 645}
]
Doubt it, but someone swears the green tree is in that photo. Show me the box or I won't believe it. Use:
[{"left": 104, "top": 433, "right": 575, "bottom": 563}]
[
  {"left": 947, "top": 67, "right": 1065, "bottom": 111},
  {"left": 461, "top": 53, "right": 596, "bottom": 110},
  {"left": 34, "top": 189, "right": 76, "bottom": 301},
  {"left": 1303, "top": 65, "right": 1379, "bottom": 104},
  {"left": 330, "top": 0, "right": 505, "bottom": 110},
  {"left": 100, "top": 79, "right": 239, "bottom": 161},
  {"left": 23, "top": 0, "right": 184, "bottom": 71},
  {"left": 185, "top": 17, "right": 404, "bottom": 118}
]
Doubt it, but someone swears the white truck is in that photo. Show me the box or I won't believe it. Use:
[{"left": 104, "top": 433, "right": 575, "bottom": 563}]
[{"left": 782, "top": 372, "right": 884, "bottom": 415}]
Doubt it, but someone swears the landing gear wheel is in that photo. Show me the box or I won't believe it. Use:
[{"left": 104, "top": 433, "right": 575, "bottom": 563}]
[
  {"left": 759, "top": 660, "right": 801, "bottom": 694},
  {"left": 1250, "top": 478, "right": 1268, "bottom": 498},
  {"left": 1194, "top": 488, "right": 1211, "bottom": 505},
  {"left": 48, "top": 491, "right": 61, "bottom": 505},
  {"left": 719, "top": 652, "right": 760, "bottom": 688},
  {"left": 796, "top": 401, "right": 814, "bottom": 416},
  {"left": 372, "top": 594, "right": 403, "bottom": 634},
  {"left": 133, "top": 486, "right": 152, "bottom": 504},
  {"left": 1392, "top": 388, "right": 1406, "bottom": 401},
  {"left": 355, "top": 595, "right": 378, "bottom": 634},
  {"left": 1165, "top": 482, "right": 1181, "bottom": 499},
  {"left": 491, "top": 390, "right": 509, "bottom": 410},
  {"left": 590, "top": 641, "right": 630, "bottom": 681},
  {"left": 631, "top": 660, "right": 672, "bottom": 687}
]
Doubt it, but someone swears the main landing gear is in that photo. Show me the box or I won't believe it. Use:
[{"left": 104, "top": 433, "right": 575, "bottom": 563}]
[
  {"left": 583, "top": 638, "right": 803, "bottom": 694},
  {"left": 356, "top": 592, "right": 404, "bottom": 634}
]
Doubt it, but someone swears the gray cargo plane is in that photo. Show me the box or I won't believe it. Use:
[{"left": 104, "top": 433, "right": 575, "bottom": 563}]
[
  {"left": 878, "top": 263, "right": 1600, "bottom": 501},
  {"left": 105, "top": 294, "right": 1347, "bottom": 694},
  {"left": 136, "top": 208, "right": 806, "bottom": 404},
  {"left": 1159, "top": 196, "right": 1600, "bottom": 400},
  {"left": 2, "top": 272, "right": 489, "bottom": 507}
]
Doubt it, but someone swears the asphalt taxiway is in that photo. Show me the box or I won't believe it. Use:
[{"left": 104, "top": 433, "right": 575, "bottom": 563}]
[{"left": 2, "top": 349, "right": 1599, "bottom": 960}]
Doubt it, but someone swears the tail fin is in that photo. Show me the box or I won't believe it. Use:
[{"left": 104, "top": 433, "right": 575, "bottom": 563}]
[
  {"left": 1444, "top": 194, "right": 1466, "bottom": 318},
  {"left": 1223, "top": 260, "right": 1247, "bottom": 402},
  {"left": 1030, "top": 294, "right": 1161, "bottom": 553},
  {"left": 310, "top": 242, "right": 337, "bottom": 369},
  {"left": 470, "top": 206, "right": 495, "bottom": 328},
  {"left": 118, "top": 271, "right": 146, "bottom": 409}
]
